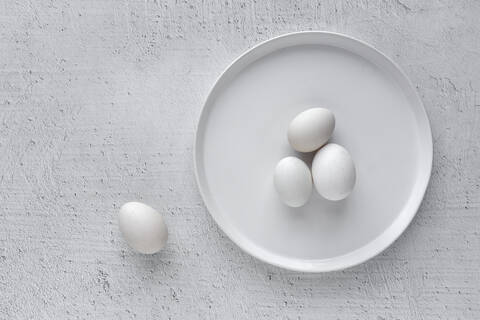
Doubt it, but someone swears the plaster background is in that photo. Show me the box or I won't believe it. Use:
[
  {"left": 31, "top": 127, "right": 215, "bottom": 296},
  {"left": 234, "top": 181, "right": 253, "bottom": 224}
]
[{"left": 0, "top": 1, "right": 479, "bottom": 319}]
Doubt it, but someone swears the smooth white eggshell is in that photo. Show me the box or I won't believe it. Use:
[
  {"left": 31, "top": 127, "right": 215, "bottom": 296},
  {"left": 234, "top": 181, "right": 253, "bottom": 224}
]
[
  {"left": 118, "top": 202, "right": 168, "bottom": 254},
  {"left": 274, "top": 156, "right": 312, "bottom": 207},
  {"left": 287, "top": 108, "right": 335, "bottom": 152},
  {"left": 312, "top": 143, "right": 356, "bottom": 201}
]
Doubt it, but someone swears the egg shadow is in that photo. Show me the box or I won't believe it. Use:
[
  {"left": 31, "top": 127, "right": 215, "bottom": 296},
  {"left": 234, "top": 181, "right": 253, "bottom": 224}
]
[{"left": 293, "top": 149, "right": 316, "bottom": 167}]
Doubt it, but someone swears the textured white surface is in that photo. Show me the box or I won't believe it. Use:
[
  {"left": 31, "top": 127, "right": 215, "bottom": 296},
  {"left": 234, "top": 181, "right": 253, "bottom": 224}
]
[{"left": 0, "top": 0, "right": 479, "bottom": 318}]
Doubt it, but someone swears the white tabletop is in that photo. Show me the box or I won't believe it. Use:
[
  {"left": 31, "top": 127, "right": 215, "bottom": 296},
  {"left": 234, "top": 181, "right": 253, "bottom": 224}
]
[{"left": 1, "top": 0, "right": 479, "bottom": 318}]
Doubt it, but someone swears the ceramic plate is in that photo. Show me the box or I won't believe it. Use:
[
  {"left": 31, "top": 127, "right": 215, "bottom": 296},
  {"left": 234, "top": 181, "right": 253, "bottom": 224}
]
[{"left": 194, "top": 32, "right": 432, "bottom": 272}]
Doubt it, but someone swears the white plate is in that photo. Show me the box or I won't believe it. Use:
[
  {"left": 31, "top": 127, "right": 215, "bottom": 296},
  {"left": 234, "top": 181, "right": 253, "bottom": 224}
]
[{"left": 194, "top": 32, "right": 432, "bottom": 272}]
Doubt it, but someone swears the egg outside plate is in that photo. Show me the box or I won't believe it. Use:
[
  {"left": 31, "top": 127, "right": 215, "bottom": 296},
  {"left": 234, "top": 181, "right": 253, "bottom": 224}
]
[{"left": 194, "top": 32, "right": 432, "bottom": 272}]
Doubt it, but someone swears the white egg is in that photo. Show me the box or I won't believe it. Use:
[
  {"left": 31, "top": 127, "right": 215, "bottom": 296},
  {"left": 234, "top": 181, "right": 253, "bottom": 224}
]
[
  {"left": 118, "top": 202, "right": 168, "bottom": 254},
  {"left": 274, "top": 156, "right": 312, "bottom": 207},
  {"left": 312, "top": 143, "right": 356, "bottom": 201},
  {"left": 288, "top": 108, "right": 335, "bottom": 153}
]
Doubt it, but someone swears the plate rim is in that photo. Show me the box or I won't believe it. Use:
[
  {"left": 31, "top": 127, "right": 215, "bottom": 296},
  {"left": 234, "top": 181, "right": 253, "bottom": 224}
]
[{"left": 193, "top": 31, "right": 433, "bottom": 272}]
